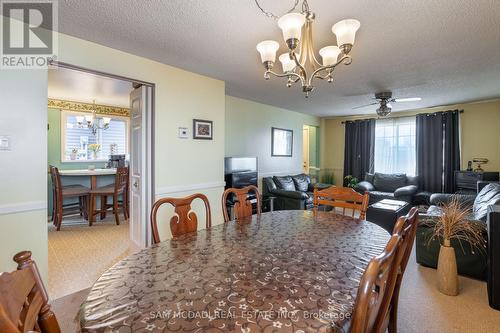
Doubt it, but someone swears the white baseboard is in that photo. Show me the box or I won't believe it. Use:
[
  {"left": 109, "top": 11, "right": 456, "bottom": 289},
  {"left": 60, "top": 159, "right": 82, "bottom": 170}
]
[{"left": 0, "top": 201, "right": 46, "bottom": 216}]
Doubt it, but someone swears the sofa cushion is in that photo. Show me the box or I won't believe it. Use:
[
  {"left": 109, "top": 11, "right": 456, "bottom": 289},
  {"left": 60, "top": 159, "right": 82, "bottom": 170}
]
[
  {"left": 291, "top": 174, "right": 311, "bottom": 192},
  {"left": 472, "top": 183, "right": 500, "bottom": 221},
  {"left": 373, "top": 173, "right": 407, "bottom": 192},
  {"left": 407, "top": 175, "right": 419, "bottom": 187},
  {"left": 273, "top": 176, "right": 296, "bottom": 191},
  {"left": 365, "top": 173, "right": 375, "bottom": 184}
]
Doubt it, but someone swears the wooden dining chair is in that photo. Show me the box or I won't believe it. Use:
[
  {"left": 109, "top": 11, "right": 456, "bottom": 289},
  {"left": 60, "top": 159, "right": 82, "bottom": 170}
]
[
  {"left": 350, "top": 234, "right": 403, "bottom": 333},
  {"left": 150, "top": 193, "right": 212, "bottom": 243},
  {"left": 88, "top": 166, "right": 129, "bottom": 226},
  {"left": 0, "top": 251, "right": 60, "bottom": 333},
  {"left": 386, "top": 207, "right": 419, "bottom": 333},
  {"left": 49, "top": 166, "right": 90, "bottom": 230},
  {"left": 313, "top": 186, "right": 370, "bottom": 220},
  {"left": 222, "top": 185, "right": 261, "bottom": 222}
]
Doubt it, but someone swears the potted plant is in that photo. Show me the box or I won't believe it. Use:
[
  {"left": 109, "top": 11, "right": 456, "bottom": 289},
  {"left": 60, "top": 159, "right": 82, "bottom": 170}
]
[
  {"left": 427, "top": 197, "right": 486, "bottom": 295},
  {"left": 344, "top": 175, "right": 359, "bottom": 189},
  {"left": 88, "top": 144, "right": 101, "bottom": 160}
]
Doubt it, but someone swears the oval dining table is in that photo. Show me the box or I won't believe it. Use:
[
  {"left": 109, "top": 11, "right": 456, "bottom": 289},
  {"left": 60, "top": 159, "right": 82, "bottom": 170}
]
[{"left": 79, "top": 210, "right": 390, "bottom": 333}]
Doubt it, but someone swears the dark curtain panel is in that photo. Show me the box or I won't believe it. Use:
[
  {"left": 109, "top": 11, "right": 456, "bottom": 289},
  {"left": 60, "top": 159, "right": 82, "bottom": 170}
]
[
  {"left": 416, "top": 110, "right": 461, "bottom": 193},
  {"left": 343, "top": 119, "right": 375, "bottom": 182},
  {"left": 443, "top": 110, "right": 461, "bottom": 193}
]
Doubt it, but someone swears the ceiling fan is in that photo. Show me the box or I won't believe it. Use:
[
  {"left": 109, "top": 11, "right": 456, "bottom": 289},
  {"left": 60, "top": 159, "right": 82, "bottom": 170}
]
[{"left": 352, "top": 92, "right": 421, "bottom": 116}]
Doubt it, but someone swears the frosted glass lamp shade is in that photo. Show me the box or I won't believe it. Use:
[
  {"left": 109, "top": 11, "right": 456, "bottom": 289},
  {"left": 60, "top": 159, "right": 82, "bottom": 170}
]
[
  {"left": 103, "top": 117, "right": 111, "bottom": 125},
  {"left": 332, "top": 19, "right": 360, "bottom": 46},
  {"left": 279, "top": 53, "right": 297, "bottom": 72},
  {"left": 319, "top": 46, "right": 341, "bottom": 66},
  {"left": 256, "top": 40, "right": 280, "bottom": 63},
  {"left": 76, "top": 116, "right": 84, "bottom": 124},
  {"left": 278, "top": 13, "right": 305, "bottom": 42},
  {"left": 85, "top": 114, "right": 93, "bottom": 123}
]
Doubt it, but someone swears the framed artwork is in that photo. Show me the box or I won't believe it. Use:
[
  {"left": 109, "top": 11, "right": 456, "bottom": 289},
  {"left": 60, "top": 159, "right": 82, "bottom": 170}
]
[
  {"left": 193, "top": 119, "right": 213, "bottom": 140},
  {"left": 271, "top": 127, "right": 293, "bottom": 157}
]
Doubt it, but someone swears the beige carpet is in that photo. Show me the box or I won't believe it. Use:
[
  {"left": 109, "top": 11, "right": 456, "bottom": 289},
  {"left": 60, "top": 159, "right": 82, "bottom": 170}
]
[
  {"left": 51, "top": 245, "right": 500, "bottom": 332},
  {"left": 48, "top": 215, "right": 130, "bottom": 300}
]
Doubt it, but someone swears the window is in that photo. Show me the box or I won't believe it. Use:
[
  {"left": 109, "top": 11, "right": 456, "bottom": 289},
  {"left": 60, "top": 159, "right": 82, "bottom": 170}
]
[
  {"left": 61, "top": 111, "right": 129, "bottom": 162},
  {"left": 374, "top": 116, "right": 416, "bottom": 175}
]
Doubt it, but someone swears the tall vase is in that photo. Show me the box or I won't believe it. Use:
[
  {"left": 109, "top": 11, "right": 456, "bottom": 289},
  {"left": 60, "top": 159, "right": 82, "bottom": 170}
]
[{"left": 437, "top": 240, "right": 459, "bottom": 296}]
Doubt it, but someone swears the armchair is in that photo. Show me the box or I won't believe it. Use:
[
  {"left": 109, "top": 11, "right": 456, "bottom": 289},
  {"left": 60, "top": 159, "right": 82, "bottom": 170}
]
[{"left": 416, "top": 181, "right": 500, "bottom": 280}]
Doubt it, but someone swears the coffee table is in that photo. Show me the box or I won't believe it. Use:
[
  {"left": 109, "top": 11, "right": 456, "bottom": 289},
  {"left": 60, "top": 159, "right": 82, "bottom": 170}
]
[{"left": 366, "top": 198, "right": 411, "bottom": 234}]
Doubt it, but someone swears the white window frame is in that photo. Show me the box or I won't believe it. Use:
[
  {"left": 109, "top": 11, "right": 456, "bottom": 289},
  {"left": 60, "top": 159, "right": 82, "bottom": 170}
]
[{"left": 60, "top": 110, "right": 130, "bottom": 163}]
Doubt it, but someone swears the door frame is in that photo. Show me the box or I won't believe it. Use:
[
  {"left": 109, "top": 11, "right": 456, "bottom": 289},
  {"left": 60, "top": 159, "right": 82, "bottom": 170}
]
[
  {"left": 48, "top": 60, "right": 156, "bottom": 247},
  {"left": 303, "top": 125, "right": 310, "bottom": 173}
]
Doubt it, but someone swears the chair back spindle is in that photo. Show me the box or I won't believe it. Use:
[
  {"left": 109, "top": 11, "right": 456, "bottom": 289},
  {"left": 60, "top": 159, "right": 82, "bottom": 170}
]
[{"left": 313, "top": 186, "right": 370, "bottom": 220}]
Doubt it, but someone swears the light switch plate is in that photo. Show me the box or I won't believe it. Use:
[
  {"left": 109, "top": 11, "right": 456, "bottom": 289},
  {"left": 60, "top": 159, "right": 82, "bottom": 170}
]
[
  {"left": 178, "top": 127, "right": 188, "bottom": 139},
  {"left": 0, "top": 136, "right": 11, "bottom": 151}
]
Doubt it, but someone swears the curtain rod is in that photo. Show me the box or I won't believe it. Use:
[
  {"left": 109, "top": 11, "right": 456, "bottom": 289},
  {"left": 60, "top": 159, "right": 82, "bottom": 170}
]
[{"left": 340, "top": 110, "right": 464, "bottom": 124}]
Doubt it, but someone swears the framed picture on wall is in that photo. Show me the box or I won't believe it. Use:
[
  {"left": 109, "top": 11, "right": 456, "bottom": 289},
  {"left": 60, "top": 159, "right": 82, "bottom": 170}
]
[
  {"left": 193, "top": 119, "right": 213, "bottom": 140},
  {"left": 271, "top": 127, "right": 293, "bottom": 157}
]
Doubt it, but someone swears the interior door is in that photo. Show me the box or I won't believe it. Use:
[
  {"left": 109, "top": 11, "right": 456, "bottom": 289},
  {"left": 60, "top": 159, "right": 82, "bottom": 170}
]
[
  {"left": 303, "top": 126, "right": 310, "bottom": 173},
  {"left": 129, "top": 85, "right": 152, "bottom": 249}
]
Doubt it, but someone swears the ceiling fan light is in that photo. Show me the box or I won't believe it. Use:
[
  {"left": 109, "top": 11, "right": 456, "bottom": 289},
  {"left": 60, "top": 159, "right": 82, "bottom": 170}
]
[
  {"left": 394, "top": 97, "right": 422, "bottom": 102},
  {"left": 256, "top": 40, "right": 280, "bottom": 63},
  {"left": 332, "top": 19, "right": 360, "bottom": 47},
  {"left": 279, "top": 53, "right": 297, "bottom": 72},
  {"left": 319, "top": 46, "right": 341, "bottom": 66},
  {"left": 278, "top": 13, "right": 306, "bottom": 43}
]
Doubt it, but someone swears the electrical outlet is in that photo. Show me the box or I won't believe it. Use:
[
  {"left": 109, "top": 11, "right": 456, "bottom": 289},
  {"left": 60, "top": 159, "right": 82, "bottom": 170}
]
[{"left": 0, "top": 136, "right": 11, "bottom": 151}]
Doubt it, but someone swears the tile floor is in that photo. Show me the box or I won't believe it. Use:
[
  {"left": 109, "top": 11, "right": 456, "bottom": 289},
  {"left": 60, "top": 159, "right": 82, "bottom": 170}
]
[{"left": 48, "top": 214, "right": 131, "bottom": 300}]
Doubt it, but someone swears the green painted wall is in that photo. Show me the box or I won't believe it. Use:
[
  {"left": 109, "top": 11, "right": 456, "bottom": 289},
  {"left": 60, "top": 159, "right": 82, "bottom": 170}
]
[{"left": 47, "top": 108, "right": 111, "bottom": 213}]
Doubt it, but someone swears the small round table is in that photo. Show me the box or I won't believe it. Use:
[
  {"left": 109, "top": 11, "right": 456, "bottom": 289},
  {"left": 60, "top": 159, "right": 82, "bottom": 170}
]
[{"left": 79, "top": 210, "right": 390, "bottom": 332}]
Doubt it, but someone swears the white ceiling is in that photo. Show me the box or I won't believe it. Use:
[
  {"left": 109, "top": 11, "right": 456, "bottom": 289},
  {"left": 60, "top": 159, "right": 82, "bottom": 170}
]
[
  {"left": 48, "top": 67, "right": 133, "bottom": 107},
  {"left": 57, "top": 0, "right": 500, "bottom": 116}
]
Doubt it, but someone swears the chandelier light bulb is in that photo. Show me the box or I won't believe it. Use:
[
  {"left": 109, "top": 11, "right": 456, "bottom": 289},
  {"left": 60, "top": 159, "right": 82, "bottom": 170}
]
[
  {"left": 279, "top": 53, "right": 297, "bottom": 72},
  {"left": 256, "top": 40, "right": 280, "bottom": 63},
  {"left": 332, "top": 19, "right": 360, "bottom": 47},
  {"left": 277, "top": 13, "right": 306, "bottom": 46},
  {"left": 319, "top": 46, "right": 341, "bottom": 66}
]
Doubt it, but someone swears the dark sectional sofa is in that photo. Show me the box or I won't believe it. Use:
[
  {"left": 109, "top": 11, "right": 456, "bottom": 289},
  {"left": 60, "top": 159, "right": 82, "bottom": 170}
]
[
  {"left": 355, "top": 172, "right": 420, "bottom": 204},
  {"left": 262, "top": 174, "right": 331, "bottom": 210}
]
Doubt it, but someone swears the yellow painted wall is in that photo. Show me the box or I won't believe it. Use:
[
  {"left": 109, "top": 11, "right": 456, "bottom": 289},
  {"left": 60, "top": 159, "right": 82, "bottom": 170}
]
[
  {"left": 0, "top": 32, "right": 225, "bottom": 287},
  {"left": 321, "top": 100, "right": 500, "bottom": 185}
]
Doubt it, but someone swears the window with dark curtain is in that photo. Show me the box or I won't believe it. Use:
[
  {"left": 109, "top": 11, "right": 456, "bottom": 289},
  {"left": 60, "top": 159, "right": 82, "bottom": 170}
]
[
  {"left": 416, "top": 110, "right": 461, "bottom": 193},
  {"left": 343, "top": 119, "right": 375, "bottom": 182}
]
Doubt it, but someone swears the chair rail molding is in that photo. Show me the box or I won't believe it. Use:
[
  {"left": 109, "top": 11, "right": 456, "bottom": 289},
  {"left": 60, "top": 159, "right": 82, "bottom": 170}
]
[
  {"left": 260, "top": 170, "right": 303, "bottom": 178},
  {"left": 0, "top": 201, "right": 46, "bottom": 216},
  {"left": 156, "top": 181, "right": 226, "bottom": 197}
]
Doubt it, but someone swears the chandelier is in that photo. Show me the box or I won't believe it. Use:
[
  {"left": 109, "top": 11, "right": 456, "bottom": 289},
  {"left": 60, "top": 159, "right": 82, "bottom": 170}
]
[
  {"left": 75, "top": 100, "right": 111, "bottom": 136},
  {"left": 255, "top": 0, "right": 360, "bottom": 97}
]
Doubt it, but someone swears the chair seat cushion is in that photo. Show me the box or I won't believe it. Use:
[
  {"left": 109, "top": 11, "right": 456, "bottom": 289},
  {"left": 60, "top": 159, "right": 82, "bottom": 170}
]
[
  {"left": 90, "top": 185, "right": 115, "bottom": 195},
  {"left": 62, "top": 185, "right": 89, "bottom": 196}
]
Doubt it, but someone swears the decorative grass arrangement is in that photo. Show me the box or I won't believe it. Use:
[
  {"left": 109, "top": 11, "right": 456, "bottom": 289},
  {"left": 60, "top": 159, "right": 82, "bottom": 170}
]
[{"left": 427, "top": 197, "right": 486, "bottom": 251}]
